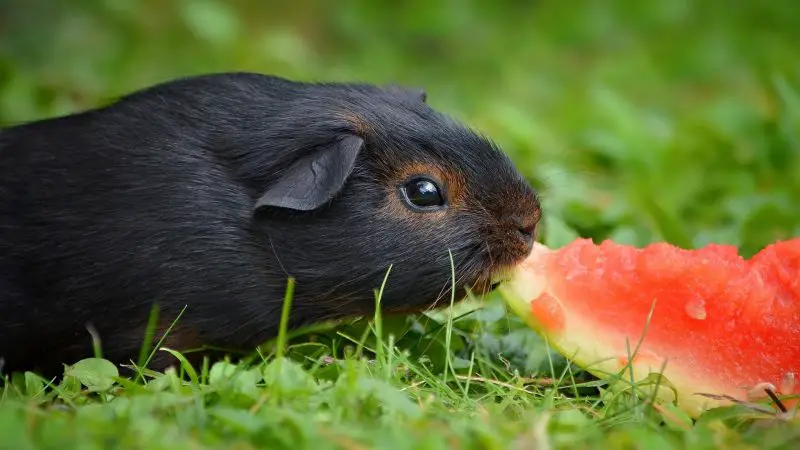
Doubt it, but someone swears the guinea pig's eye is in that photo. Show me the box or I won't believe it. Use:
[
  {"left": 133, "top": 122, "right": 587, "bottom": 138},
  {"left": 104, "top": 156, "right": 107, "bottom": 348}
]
[{"left": 400, "top": 177, "right": 445, "bottom": 210}]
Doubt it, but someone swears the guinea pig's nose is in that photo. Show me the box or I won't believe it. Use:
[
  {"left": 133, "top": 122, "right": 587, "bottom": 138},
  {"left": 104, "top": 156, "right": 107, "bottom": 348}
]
[
  {"left": 517, "top": 224, "right": 534, "bottom": 249},
  {"left": 509, "top": 216, "right": 535, "bottom": 251}
]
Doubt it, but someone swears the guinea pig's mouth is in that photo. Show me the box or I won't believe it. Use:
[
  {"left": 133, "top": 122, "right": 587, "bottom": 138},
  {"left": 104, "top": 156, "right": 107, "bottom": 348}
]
[{"left": 468, "top": 267, "right": 514, "bottom": 296}]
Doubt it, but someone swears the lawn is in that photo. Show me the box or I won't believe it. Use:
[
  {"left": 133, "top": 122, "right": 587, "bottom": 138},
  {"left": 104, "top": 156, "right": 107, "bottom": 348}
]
[{"left": 1, "top": 1, "right": 799, "bottom": 448}]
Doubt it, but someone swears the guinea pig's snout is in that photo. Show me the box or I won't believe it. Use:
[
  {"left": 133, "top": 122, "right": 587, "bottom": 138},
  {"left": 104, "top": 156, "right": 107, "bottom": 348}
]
[
  {"left": 506, "top": 215, "right": 536, "bottom": 254},
  {"left": 516, "top": 222, "right": 535, "bottom": 248},
  {"left": 469, "top": 213, "right": 538, "bottom": 296}
]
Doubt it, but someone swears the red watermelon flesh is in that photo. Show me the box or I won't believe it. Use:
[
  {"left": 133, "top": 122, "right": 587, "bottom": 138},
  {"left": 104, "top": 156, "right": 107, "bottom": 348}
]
[{"left": 498, "top": 238, "right": 800, "bottom": 418}]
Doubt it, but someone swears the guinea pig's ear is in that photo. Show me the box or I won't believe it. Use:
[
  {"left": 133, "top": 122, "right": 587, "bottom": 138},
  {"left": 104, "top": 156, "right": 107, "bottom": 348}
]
[
  {"left": 383, "top": 84, "right": 427, "bottom": 104},
  {"left": 254, "top": 135, "right": 364, "bottom": 212}
]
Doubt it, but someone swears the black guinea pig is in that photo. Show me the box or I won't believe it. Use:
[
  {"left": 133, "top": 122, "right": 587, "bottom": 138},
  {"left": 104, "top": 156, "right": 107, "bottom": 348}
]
[{"left": 0, "top": 72, "right": 541, "bottom": 377}]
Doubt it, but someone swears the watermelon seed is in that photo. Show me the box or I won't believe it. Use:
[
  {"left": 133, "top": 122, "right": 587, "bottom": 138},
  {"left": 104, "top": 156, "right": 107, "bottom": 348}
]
[
  {"left": 684, "top": 298, "right": 707, "bottom": 320},
  {"left": 748, "top": 382, "right": 777, "bottom": 400}
]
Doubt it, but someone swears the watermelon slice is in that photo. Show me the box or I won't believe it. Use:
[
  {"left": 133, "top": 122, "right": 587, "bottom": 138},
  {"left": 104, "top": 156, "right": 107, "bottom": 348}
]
[{"left": 497, "top": 238, "right": 800, "bottom": 418}]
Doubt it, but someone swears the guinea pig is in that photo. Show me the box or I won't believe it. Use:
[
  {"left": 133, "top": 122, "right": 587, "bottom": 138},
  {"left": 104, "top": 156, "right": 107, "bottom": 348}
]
[{"left": 0, "top": 72, "right": 541, "bottom": 377}]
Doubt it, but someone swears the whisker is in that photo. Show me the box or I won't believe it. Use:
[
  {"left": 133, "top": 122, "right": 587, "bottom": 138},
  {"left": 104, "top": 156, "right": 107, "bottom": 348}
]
[
  {"left": 266, "top": 231, "right": 289, "bottom": 278},
  {"left": 259, "top": 229, "right": 490, "bottom": 327},
  {"left": 427, "top": 245, "right": 485, "bottom": 311}
]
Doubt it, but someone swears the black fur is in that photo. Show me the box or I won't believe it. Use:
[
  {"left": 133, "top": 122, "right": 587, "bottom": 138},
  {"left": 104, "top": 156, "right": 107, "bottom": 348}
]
[{"left": 0, "top": 72, "right": 541, "bottom": 377}]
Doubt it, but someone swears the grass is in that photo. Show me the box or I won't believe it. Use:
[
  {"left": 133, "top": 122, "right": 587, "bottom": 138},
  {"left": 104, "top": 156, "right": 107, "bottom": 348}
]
[
  {"left": 1, "top": 1, "right": 800, "bottom": 448},
  {"left": 2, "top": 285, "right": 798, "bottom": 450}
]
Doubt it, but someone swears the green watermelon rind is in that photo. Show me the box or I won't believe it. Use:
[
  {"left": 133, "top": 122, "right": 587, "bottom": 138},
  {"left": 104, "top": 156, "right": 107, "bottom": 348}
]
[{"left": 497, "top": 275, "right": 740, "bottom": 418}]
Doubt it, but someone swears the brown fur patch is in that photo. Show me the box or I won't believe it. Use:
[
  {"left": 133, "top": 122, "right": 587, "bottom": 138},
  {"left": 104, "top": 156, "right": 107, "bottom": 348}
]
[
  {"left": 337, "top": 111, "right": 372, "bottom": 136},
  {"left": 154, "top": 321, "right": 202, "bottom": 353},
  {"left": 142, "top": 316, "right": 203, "bottom": 359},
  {"left": 146, "top": 319, "right": 209, "bottom": 371},
  {"left": 379, "top": 161, "right": 468, "bottom": 220}
]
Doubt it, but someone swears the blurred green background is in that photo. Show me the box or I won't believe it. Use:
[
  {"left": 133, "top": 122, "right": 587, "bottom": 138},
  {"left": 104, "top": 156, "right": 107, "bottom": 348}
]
[
  {"left": 2, "top": 4, "right": 799, "bottom": 446},
  {"left": 1, "top": 0, "right": 799, "bottom": 256}
]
